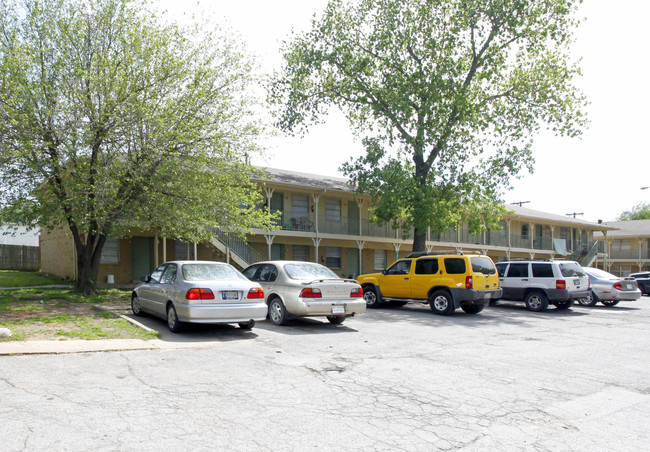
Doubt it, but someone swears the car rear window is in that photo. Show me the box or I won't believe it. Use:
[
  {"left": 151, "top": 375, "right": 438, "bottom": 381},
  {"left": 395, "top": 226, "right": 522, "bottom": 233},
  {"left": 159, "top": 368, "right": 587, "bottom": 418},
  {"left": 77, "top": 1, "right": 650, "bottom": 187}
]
[
  {"left": 444, "top": 258, "right": 466, "bottom": 274},
  {"left": 415, "top": 258, "right": 439, "bottom": 275},
  {"left": 284, "top": 263, "right": 339, "bottom": 280},
  {"left": 182, "top": 263, "right": 247, "bottom": 281},
  {"left": 559, "top": 262, "right": 586, "bottom": 278},
  {"left": 506, "top": 263, "right": 529, "bottom": 278},
  {"left": 531, "top": 263, "right": 553, "bottom": 278},
  {"left": 470, "top": 257, "right": 496, "bottom": 275}
]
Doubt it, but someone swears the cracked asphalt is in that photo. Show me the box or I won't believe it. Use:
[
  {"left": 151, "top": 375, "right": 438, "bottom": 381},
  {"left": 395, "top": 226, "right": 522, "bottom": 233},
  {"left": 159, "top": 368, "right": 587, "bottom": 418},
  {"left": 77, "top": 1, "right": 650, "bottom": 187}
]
[{"left": 1, "top": 297, "right": 649, "bottom": 451}]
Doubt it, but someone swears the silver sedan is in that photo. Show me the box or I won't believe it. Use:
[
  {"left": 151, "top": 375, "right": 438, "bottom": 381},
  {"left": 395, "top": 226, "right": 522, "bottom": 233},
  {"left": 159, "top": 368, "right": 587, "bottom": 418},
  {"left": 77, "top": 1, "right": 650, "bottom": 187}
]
[
  {"left": 578, "top": 267, "right": 642, "bottom": 307},
  {"left": 132, "top": 261, "right": 267, "bottom": 332},
  {"left": 242, "top": 260, "right": 366, "bottom": 325}
]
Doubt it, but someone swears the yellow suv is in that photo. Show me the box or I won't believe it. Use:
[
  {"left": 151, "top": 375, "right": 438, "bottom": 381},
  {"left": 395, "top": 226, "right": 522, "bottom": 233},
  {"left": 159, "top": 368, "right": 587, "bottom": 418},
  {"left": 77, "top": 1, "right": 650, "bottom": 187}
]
[{"left": 357, "top": 251, "right": 502, "bottom": 315}]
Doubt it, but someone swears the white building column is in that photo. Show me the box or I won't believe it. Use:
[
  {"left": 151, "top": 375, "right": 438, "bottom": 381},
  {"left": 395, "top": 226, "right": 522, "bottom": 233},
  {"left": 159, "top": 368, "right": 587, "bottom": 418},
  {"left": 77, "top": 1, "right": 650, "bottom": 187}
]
[{"left": 265, "top": 235, "right": 275, "bottom": 260}]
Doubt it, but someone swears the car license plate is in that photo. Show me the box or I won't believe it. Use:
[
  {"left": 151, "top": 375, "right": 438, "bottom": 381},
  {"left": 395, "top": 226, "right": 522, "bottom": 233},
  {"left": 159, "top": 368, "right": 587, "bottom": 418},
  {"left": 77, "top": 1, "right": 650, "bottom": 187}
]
[
  {"left": 573, "top": 280, "right": 580, "bottom": 286},
  {"left": 331, "top": 305, "right": 345, "bottom": 314},
  {"left": 221, "top": 291, "right": 239, "bottom": 301}
]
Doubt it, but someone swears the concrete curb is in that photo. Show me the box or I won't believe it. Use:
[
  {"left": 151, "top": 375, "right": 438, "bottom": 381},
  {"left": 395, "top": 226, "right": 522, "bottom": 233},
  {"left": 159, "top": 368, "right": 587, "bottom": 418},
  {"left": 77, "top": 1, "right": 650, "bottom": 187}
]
[{"left": 92, "top": 305, "right": 157, "bottom": 333}]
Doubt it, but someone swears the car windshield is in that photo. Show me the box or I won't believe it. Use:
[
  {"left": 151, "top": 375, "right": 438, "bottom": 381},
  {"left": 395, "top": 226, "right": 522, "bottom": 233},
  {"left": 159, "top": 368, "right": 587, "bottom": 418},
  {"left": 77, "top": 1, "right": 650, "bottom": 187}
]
[
  {"left": 284, "top": 263, "right": 339, "bottom": 280},
  {"left": 470, "top": 257, "right": 497, "bottom": 275},
  {"left": 559, "top": 262, "right": 586, "bottom": 277},
  {"left": 586, "top": 268, "right": 617, "bottom": 279},
  {"left": 182, "top": 263, "right": 247, "bottom": 281}
]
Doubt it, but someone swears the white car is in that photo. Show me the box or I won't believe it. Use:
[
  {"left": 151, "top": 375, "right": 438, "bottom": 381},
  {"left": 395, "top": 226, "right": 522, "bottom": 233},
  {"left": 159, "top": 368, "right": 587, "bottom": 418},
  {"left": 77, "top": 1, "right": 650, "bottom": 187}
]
[
  {"left": 242, "top": 261, "right": 366, "bottom": 325},
  {"left": 494, "top": 260, "right": 590, "bottom": 312},
  {"left": 132, "top": 261, "right": 267, "bottom": 333}
]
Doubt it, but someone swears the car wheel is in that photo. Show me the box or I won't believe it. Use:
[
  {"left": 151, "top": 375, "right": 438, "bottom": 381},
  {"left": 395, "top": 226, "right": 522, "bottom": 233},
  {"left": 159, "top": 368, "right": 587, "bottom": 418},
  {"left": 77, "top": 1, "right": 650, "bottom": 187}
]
[
  {"left": 601, "top": 300, "right": 620, "bottom": 307},
  {"left": 429, "top": 290, "right": 455, "bottom": 316},
  {"left": 578, "top": 291, "right": 598, "bottom": 307},
  {"left": 326, "top": 315, "right": 345, "bottom": 324},
  {"left": 363, "top": 286, "right": 382, "bottom": 308},
  {"left": 131, "top": 294, "right": 144, "bottom": 316},
  {"left": 268, "top": 298, "right": 288, "bottom": 325},
  {"left": 524, "top": 291, "right": 549, "bottom": 312},
  {"left": 554, "top": 299, "right": 574, "bottom": 310},
  {"left": 461, "top": 303, "right": 484, "bottom": 314},
  {"left": 167, "top": 303, "right": 184, "bottom": 333},
  {"left": 238, "top": 320, "right": 255, "bottom": 330}
]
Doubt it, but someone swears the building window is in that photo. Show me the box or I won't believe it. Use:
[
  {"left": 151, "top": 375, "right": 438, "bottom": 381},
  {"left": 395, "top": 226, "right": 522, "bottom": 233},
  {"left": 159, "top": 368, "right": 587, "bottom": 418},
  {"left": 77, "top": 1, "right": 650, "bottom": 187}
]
[
  {"left": 175, "top": 240, "right": 195, "bottom": 260},
  {"left": 293, "top": 245, "right": 309, "bottom": 262},
  {"left": 291, "top": 194, "right": 309, "bottom": 219},
  {"left": 101, "top": 239, "right": 119, "bottom": 264},
  {"left": 374, "top": 249, "right": 386, "bottom": 270},
  {"left": 521, "top": 224, "right": 529, "bottom": 238},
  {"left": 325, "top": 199, "right": 341, "bottom": 222},
  {"left": 326, "top": 247, "right": 342, "bottom": 268},
  {"left": 611, "top": 240, "right": 632, "bottom": 252}
]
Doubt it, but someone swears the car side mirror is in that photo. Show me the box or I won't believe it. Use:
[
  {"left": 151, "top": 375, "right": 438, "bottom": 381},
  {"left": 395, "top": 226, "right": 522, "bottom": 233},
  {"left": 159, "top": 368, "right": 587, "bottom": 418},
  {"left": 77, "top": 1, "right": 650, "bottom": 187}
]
[
  {"left": 140, "top": 275, "right": 151, "bottom": 283},
  {"left": 382, "top": 270, "right": 387, "bottom": 275}
]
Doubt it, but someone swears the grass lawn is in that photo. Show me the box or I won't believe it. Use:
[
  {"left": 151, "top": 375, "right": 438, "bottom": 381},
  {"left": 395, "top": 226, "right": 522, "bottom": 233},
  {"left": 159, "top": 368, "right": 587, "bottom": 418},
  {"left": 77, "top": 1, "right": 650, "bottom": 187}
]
[
  {"left": 0, "top": 270, "right": 70, "bottom": 287},
  {"left": 0, "top": 278, "right": 158, "bottom": 341}
]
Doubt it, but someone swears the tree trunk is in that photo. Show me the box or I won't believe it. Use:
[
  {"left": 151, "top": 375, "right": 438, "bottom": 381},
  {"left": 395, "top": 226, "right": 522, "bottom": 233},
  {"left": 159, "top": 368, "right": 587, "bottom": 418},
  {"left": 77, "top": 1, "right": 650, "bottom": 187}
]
[
  {"left": 73, "top": 234, "right": 108, "bottom": 296},
  {"left": 412, "top": 228, "right": 427, "bottom": 253},
  {"left": 75, "top": 254, "right": 97, "bottom": 296}
]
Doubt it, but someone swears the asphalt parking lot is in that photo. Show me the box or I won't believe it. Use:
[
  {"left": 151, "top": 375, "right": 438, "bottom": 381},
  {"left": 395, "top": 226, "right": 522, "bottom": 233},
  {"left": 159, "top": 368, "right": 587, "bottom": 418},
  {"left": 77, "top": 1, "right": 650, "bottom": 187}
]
[{"left": 1, "top": 297, "right": 649, "bottom": 451}]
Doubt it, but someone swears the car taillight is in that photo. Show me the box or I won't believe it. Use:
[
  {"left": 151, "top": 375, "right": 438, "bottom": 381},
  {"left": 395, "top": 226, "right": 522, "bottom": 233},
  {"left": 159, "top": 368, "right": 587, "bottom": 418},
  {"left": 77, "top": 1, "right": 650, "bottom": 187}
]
[
  {"left": 465, "top": 276, "right": 473, "bottom": 289},
  {"left": 247, "top": 288, "right": 265, "bottom": 299},
  {"left": 350, "top": 288, "right": 363, "bottom": 298},
  {"left": 556, "top": 280, "right": 566, "bottom": 290},
  {"left": 186, "top": 288, "right": 215, "bottom": 300},
  {"left": 300, "top": 288, "right": 322, "bottom": 298},
  {"left": 613, "top": 282, "right": 623, "bottom": 291}
]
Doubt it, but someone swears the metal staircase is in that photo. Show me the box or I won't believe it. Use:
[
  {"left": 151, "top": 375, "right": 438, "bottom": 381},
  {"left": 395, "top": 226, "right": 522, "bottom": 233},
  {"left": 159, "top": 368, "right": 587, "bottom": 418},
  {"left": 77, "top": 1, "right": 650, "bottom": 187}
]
[
  {"left": 208, "top": 229, "right": 265, "bottom": 269},
  {"left": 580, "top": 242, "right": 602, "bottom": 267}
]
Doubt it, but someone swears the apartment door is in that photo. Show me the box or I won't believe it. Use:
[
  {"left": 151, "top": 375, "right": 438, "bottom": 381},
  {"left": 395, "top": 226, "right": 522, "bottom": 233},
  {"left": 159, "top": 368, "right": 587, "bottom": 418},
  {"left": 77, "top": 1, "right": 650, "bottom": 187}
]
[
  {"left": 131, "top": 237, "right": 153, "bottom": 281},
  {"left": 348, "top": 201, "right": 360, "bottom": 235},
  {"left": 347, "top": 248, "right": 360, "bottom": 278}
]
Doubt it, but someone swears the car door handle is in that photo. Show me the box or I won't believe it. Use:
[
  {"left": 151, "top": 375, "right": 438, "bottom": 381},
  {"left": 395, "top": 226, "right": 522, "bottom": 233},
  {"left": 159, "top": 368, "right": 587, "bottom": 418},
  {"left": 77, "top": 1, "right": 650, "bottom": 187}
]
[{"left": 404, "top": 277, "right": 409, "bottom": 280}]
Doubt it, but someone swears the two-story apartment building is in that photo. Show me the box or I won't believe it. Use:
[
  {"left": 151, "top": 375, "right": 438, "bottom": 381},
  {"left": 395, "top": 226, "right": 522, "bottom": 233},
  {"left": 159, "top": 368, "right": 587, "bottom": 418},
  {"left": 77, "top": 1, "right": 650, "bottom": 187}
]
[
  {"left": 593, "top": 220, "right": 650, "bottom": 276},
  {"left": 41, "top": 167, "right": 613, "bottom": 284}
]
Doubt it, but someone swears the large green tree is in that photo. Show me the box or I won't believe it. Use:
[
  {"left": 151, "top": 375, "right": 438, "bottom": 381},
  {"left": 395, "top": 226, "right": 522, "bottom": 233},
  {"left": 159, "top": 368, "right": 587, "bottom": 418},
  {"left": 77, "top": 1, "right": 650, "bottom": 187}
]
[
  {"left": 0, "top": 0, "right": 275, "bottom": 294},
  {"left": 269, "top": 0, "right": 587, "bottom": 251}
]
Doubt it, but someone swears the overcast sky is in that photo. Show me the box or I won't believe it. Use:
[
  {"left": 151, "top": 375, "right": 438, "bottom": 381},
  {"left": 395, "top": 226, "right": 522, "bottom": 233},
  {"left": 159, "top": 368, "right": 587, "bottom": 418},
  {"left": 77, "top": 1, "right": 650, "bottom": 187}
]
[{"left": 162, "top": 0, "right": 649, "bottom": 224}]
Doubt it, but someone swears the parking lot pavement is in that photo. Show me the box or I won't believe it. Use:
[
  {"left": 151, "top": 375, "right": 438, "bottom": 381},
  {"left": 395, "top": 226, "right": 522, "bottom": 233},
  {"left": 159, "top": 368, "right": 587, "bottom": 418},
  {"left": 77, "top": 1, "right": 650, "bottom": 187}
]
[{"left": 1, "top": 297, "right": 649, "bottom": 451}]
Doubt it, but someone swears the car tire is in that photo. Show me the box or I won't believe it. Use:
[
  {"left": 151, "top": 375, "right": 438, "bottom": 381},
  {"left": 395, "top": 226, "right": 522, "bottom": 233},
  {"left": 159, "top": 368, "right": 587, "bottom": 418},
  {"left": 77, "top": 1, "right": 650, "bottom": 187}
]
[
  {"left": 326, "top": 315, "right": 345, "bottom": 324},
  {"left": 601, "top": 300, "right": 620, "bottom": 307},
  {"left": 131, "top": 294, "right": 144, "bottom": 316},
  {"left": 429, "top": 290, "right": 455, "bottom": 316},
  {"left": 578, "top": 291, "right": 598, "bottom": 307},
  {"left": 167, "top": 303, "right": 184, "bottom": 333},
  {"left": 461, "top": 303, "right": 484, "bottom": 314},
  {"left": 525, "top": 291, "right": 549, "bottom": 312},
  {"left": 268, "top": 298, "right": 288, "bottom": 325},
  {"left": 238, "top": 320, "right": 255, "bottom": 330},
  {"left": 554, "top": 299, "right": 574, "bottom": 310},
  {"left": 363, "top": 286, "right": 382, "bottom": 308}
]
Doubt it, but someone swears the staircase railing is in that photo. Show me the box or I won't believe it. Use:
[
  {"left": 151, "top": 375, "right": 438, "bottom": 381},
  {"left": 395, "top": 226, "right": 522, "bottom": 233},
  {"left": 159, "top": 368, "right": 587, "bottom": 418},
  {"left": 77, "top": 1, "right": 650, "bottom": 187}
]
[
  {"left": 581, "top": 241, "right": 602, "bottom": 267},
  {"left": 210, "top": 229, "right": 265, "bottom": 267}
]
